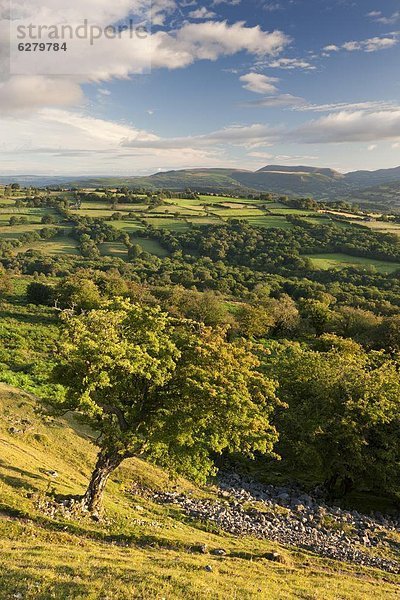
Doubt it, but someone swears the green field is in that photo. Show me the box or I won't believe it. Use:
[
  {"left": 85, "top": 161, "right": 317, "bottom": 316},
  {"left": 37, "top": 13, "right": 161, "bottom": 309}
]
[
  {"left": 353, "top": 219, "right": 400, "bottom": 236},
  {"left": 15, "top": 236, "right": 80, "bottom": 256},
  {"left": 306, "top": 253, "right": 400, "bottom": 273},
  {"left": 0, "top": 224, "right": 56, "bottom": 239},
  {"left": 245, "top": 215, "right": 294, "bottom": 229},
  {"left": 131, "top": 236, "right": 169, "bottom": 256},
  {"left": 143, "top": 217, "right": 190, "bottom": 231},
  {"left": 108, "top": 220, "right": 145, "bottom": 233}
]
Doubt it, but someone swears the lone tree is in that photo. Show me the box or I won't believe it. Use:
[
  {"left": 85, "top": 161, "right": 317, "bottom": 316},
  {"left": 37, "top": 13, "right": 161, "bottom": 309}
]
[{"left": 53, "top": 299, "right": 279, "bottom": 514}]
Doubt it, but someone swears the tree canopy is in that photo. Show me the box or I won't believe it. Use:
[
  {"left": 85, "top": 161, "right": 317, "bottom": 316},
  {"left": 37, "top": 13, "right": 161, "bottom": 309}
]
[{"left": 53, "top": 299, "right": 280, "bottom": 512}]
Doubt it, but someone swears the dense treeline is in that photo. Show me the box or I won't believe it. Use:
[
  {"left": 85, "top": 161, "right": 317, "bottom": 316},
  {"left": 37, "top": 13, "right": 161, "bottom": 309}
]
[{"left": 152, "top": 220, "right": 400, "bottom": 270}]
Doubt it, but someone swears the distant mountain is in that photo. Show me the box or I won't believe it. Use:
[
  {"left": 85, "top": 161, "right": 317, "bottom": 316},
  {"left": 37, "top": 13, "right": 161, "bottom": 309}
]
[
  {"left": 345, "top": 166, "right": 400, "bottom": 188},
  {"left": 348, "top": 180, "right": 400, "bottom": 213},
  {"left": 4, "top": 165, "right": 400, "bottom": 211},
  {"left": 257, "top": 165, "right": 344, "bottom": 179}
]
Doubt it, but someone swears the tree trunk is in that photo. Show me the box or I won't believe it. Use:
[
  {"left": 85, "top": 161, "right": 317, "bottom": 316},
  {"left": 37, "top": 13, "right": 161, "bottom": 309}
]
[{"left": 82, "top": 448, "right": 124, "bottom": 514}]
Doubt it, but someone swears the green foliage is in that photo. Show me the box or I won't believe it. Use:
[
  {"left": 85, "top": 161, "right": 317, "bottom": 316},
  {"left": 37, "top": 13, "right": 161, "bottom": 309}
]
[
  {"left": 26, "top": 281, "right": 54, "bottom": 306},
  {"left": 262, "top": 336, "right": 400, "bottom": 497},
  {"left": 0, "top": 265, "right": 12, "bottom": 297},
  {"left": 53, "top": 299, "right": 280, "bottom": 486},
  {"left": 55, "top": 275, "right": 102, "bottom": 310}
]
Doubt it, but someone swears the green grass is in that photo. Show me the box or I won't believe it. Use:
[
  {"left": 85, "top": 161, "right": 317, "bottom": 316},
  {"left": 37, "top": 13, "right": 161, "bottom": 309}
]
[
  {"left": 129, "top": 236, "right": 170, "bottom": 257},
  {"left": 0, "top": 385, "right": 399, "bottom": 599},
  {"left": 99, "top": 242, "right": 128, "bottom": 260},
  {"left": 143, "top": 217, "right": 190, "bottom": 232},
  {"left": 109, "top": 220, "right": 145, "bottom": 233},
  {"left": 150, "top": 205, "right": 204, "bottom": 215},
  {"left": 70, "top": 209, "right": 117, "bottom": 218},
  {"left": 305, "top": 253, "right": 400, "bottom": 273},
  {"left": 14, "top": 236, "right": 80, "bottom": 256},
  {"left": 211, "top": 208, "right": 265, "bottom": 218},
  {"left": 244, "top": 216, "right": 294, "bottom": 229},
  {"left": 188, "top": 216, "right": 222, "bottom": 226},
  {"left": 0, "top": 224, "right": 56, "bottom": 240},
  {"left": 268, "top": 208, "right": 313, "bottom": 216},
  {"left": 355, "top": 220, "right": 400, "bottom": 236}
]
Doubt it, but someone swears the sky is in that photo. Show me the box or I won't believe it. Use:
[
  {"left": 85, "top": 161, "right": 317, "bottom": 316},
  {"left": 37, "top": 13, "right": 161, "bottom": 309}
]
[{"left": 1, "top": 0, "right": 400, "bottom": 175}]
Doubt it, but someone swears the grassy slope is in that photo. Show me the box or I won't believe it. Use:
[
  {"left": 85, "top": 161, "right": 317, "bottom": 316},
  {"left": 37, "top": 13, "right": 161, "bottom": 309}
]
[{"left": 0, "top": 385, "right": 399, "bottom": 599}]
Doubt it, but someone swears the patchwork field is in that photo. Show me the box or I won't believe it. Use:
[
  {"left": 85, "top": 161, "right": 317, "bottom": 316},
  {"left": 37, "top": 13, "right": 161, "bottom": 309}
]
[{"left": 1, "top": 188, "right": 400, "bottom": 272}]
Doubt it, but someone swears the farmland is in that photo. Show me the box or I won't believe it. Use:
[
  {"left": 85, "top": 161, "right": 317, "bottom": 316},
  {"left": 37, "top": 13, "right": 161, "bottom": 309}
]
[{"left": 1, "top": 188, "right": 400, "bottom": 277}]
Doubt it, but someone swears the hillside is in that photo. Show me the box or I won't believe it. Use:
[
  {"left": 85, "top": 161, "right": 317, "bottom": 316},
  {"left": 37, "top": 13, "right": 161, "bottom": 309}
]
[
  {"left": 349, "top": 181, "right": 400, "bottom": 213},
  {"left": 1, "top": 385, "right": 399, "bottom": 599},
  {"left": 5, "top": 165, "right": 400, "bottom": 210}
]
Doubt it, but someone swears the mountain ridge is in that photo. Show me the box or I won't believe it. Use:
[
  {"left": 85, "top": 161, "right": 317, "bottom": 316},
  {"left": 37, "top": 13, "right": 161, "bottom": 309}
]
[{"left": 4, "top": 165, "right": 400, "bottom": 210}]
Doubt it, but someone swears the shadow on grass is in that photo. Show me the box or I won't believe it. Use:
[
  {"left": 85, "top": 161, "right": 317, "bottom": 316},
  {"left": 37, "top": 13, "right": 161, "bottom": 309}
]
[
  {"left": 0, "top": 459, "right": 46, "bottom": 482},
  {"left": 0, "top": 474, "right": 41, "bottom": 492},
  {"left": 0, "top": 566, "right": 89, "bottom": 600},
  {"left": 0, "top": 307, "right": 57, "bottom": 325}
]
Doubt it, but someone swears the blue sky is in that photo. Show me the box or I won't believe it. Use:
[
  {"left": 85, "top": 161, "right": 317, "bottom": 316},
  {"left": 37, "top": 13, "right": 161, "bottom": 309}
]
[{"left": 2, "top": 0, "right": 400, "bottom": 174}]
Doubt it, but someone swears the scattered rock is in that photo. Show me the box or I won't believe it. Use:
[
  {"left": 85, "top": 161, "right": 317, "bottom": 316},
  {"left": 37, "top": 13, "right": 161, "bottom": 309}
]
[
  {"left": 204, "top": 565, "right": 213, "bottom": 572},
  {"left": 264, "top": 551, "right": 284, "bottom": 563},
  {"left": 8, "top": 427, "right": 21, "bottom": 435},
  {"left": 45, "top": 470, "right": 58, "bottom": 478},
  {"left": 211, "top": 548, "right": 227, "bottom": 556},
  {"left": 149, "top": 472, "right": 400, "bottom": 574},
  {"left": 193, "top": 544, "right": 208, "bottom": 554}
]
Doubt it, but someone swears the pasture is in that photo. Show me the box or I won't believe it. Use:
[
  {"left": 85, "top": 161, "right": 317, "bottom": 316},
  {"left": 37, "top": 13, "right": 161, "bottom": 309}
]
[
  {"left": 1, "top": 189, "right": 399, "bottom": 271},
  {"left": 305, "top": 253, "right": 400, "bottom": 274}
]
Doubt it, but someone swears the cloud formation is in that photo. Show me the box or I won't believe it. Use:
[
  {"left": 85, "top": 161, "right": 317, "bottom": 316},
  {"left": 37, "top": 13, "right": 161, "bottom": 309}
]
[
  {"left": 324, "top": 34, "right": 399, "bottom": 54},
  {"left": 268, "top": 58, "right": 315, "bottom": 70},
  {"left": 291, "top": 109, "right": 400, "bottom": 144},
  {"left": 188, "top": 7, "right": 217, "bottom": 19},
  {"left": 240, "top": 72, "right": 279, "bottom": 94},
  {"left": 367, "top": 10, "right": 400, "bottom": 26},
  {"left": 1, "top": 4, "right": 291, "bottom": 113}
]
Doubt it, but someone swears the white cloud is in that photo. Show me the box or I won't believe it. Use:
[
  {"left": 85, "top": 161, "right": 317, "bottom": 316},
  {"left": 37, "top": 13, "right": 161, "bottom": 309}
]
[
  {"left": 291, "top": 109, "right": 400, "bottom": 144},
  {"left": 0, "top": 14, "right": 290, "bottom": 113},
  {"left": 0, "top": 76, "right": 83, "bottom": 112},
  {"left": 344, "top": 37, "right": 397, "bottom": 52},
  {"left": 294, "top": 101, "right": 400, "bottom": 113},
  {"left": 212, "top": 0, "right": 241, "bottom": 5},
  {"left": 367, "top": 10, "right": 400, "bottom": 25},
  {"left": 123, "top": 122, "right": 281, "bottom": 149},
  {"left": 188, "top": 7, "right": 216, "bottom": 19},
  {"left": 0, "top": 107, "right": 224, "bottom": 173},
  {"left": 323, "top": 44, "right": 339, "bottom": 52},
  {"left": 152, "top": 0, "right": 178, "bottom": 26},
  {"left": 247, "top": 151, "right": 319, "bottom": 163},
  {"left": 241, "top": 93, "right": 306, "bottom": 108},
  {"left": 264, "top": 3, "right": 283, "bottom": 12},
  {"left": 162, "top": 21, "right": 289, "bottom": 61},
  {"left": 240, "top": 72, "right": 279, "bottom": 94},
  {"left": 247, "top": 151, "right": 273, "bottom": 159},
  {"left": 268, "top": 57, "right": 315, "bottom": 70},
  {"left": 324, "top": 35, "right": 399, "bottom": 55}
]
